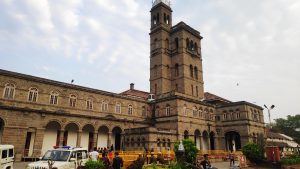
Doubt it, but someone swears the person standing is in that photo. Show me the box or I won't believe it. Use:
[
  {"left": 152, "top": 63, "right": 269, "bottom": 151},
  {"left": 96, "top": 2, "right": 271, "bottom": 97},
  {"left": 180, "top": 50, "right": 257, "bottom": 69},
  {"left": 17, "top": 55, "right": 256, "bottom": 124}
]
[
  {"left": 100, "top": 152, "right": 111, "bottom": 169},
  {"left": 112, "top": 152, "right": 123, "bottom": 169},
  {"left": 229, "top": 153, "right": 235, "bottom": 166},
  {"left": 89, "top": 147, "right": 99, "bottom": 161},
  {"left": 200, "top": 154, "right": 211, "bottom": 169}
]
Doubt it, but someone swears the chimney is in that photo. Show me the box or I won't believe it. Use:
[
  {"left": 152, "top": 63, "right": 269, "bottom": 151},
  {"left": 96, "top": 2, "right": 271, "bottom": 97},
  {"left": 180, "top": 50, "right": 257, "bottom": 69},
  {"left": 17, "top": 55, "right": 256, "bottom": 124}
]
[{"left": 130, "top": 83, "right": 134, "bottom": 90}]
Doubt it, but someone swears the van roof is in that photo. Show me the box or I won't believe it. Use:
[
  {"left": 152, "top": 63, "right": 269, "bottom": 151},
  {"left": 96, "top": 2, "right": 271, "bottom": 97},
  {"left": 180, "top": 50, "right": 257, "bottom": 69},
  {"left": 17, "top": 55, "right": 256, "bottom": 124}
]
[{"left": 0, "top": 145, "right": 14, "bottom": 149}]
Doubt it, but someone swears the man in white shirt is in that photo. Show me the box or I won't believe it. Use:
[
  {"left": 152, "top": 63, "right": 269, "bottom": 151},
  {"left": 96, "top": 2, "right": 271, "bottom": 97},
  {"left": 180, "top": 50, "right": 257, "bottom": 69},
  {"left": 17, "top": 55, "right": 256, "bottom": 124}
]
[{"left": 89, "top": 147, "right": 99, "bottom": 161}]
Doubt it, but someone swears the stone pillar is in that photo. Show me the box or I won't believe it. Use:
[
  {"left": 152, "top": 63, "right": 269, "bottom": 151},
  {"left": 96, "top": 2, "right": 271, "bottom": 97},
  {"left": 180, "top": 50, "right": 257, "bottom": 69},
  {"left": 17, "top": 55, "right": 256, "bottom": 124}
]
[
  {"left": 59, "top": 130, "right": 65, "bottom": 146},
  {"left": 33, "top": 128, "right": 45, "bottom": 157},
  {"left": 92, "top": 132, "right": 98, "bottom": 149},
  {"left": 107, "top": 132, "right": 112, "bottom": 147},
  {"left": 76, "top": 130, "right": 82, "bottom": 147},
  {"left": 199, "top": 135, "right": 203, "bottom": 150}
]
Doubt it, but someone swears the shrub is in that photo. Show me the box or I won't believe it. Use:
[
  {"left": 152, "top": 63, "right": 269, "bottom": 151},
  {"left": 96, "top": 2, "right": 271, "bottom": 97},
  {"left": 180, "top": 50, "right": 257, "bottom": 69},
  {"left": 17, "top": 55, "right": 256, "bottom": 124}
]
[
  {"left": 242, "top": 142, "right": 264, "bottom": 163},
  {"left": 173, "top": 139, "right": 198, "bottom": 164},
  {"left": 281, "top": 157, "right": 300, "bottom": 165},
  {"left": 85, "top": 159, "right": 105, "bottom": 169}
]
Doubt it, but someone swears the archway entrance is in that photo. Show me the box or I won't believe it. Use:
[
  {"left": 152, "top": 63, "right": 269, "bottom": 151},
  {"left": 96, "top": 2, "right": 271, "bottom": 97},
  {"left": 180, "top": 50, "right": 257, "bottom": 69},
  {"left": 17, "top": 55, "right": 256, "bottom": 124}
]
[
  {"left": 202, "top": 131, "right": 209, "bottom": 151},
  {"left": 210, "top": 132, "right": 215, "bottom": 150},
  {"left": 0, "top": 118, "right": 4, "bottom": 144},
  {"left": 81, "top": 124, "right": 95, "bottom": 151},
  {"left": 194, "top": 130, "right": 201, "bottom": 149},
  {"left": 112, "top": 127, "right": 122, "bottom": 151},
  {"left": 42, "top": 121, "right": 61, "bottom": 155},
  {"left": 64, "top": 123, "right": 79, "bottom": 147},
  {"left": 98, "top": 126, "right": 109, "bottom": 149},
  {"left": 225, "top": 131, "right": 241, "bottom": 152}
]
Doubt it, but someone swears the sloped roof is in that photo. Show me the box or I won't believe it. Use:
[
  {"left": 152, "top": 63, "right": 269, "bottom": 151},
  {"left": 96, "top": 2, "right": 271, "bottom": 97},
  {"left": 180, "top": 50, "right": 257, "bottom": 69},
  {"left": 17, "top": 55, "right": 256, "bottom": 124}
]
[
  {"left": 120, "top": 89, "right": 149, "bottom": 100},
  {"left": 204, "top": 92, "right": 231, "bottom": 103}
]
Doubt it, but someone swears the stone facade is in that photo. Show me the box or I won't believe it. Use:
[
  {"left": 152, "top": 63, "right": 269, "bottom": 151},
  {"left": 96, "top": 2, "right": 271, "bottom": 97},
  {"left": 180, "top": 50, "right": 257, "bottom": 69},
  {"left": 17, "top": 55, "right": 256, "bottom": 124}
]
[{"left": 0, "top": 0, "right": 265, "bottom": 161}]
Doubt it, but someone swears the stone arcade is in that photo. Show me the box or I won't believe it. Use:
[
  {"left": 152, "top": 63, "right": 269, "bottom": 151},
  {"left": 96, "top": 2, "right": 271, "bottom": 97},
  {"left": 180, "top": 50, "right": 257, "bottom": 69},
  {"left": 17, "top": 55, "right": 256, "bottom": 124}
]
[{"left": 0, "top": 0, "right": 265, "bottom": 161}]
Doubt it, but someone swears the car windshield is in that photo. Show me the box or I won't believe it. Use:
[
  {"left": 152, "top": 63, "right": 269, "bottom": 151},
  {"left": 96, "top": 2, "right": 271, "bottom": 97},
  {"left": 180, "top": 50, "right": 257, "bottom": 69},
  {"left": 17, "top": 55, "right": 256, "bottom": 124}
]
[{"left": 42, "top": 150, "right": 70, "bottom": 161}]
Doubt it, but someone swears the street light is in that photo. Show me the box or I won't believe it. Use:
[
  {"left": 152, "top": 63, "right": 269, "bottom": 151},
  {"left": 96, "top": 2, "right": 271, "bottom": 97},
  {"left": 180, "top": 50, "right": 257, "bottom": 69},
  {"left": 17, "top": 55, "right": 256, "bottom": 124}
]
[{"left": 264, "top": 104, "right": 275, "bottom": 163}]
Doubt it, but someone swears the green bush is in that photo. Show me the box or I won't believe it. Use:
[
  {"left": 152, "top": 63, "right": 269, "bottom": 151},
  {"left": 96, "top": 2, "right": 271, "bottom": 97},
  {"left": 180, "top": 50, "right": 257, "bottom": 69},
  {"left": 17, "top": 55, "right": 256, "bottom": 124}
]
[
  {"left": 242, "top": 142, "right": 264, "bottom": 163},
  {"left": 174, "top": 139, "right": 198, "bottom": 164},
  {"left": 142, "top": 163, "right": 166, "bottom": 169},
  {"left": 85, "top": 159, "right": 105, "bottom": 169},
  {"left": 281, "top": 157, "right": 300, "bottom": 165}
]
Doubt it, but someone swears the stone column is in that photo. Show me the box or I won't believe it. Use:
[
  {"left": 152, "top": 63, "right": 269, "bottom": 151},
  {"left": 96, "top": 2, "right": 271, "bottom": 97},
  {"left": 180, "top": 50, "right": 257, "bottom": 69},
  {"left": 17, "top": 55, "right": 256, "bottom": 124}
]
[
  {"left": 59, "top": 130, "right": 65, "bottom": 146},
  {"left": 76, "top": 130, "right": 82, "bottom": 147},
  {"left": 107, "top": 132, "right": 112, "bottom": 147},
  {"left": 92, "top": 132, "right": 98, "bottom": 149},
  {"left": 199, "top": 135, "right": 203, "bottom": 150},
  {"left": 33, "top": 128, "right": 45, "bottom": 157}
]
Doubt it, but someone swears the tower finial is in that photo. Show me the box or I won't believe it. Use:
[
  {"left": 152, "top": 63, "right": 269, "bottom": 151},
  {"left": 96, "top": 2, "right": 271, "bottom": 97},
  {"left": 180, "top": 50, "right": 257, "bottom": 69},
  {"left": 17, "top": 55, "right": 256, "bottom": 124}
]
[{"left": 152, "top": 0, "right": 171, "bottom": 7}]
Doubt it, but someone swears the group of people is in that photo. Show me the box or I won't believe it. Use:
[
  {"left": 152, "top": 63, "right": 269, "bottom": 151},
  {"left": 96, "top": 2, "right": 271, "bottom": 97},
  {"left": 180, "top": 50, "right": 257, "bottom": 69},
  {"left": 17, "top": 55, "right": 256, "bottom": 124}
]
[{"left": 89, "top": 147, "right": 123, "bottom": 169}]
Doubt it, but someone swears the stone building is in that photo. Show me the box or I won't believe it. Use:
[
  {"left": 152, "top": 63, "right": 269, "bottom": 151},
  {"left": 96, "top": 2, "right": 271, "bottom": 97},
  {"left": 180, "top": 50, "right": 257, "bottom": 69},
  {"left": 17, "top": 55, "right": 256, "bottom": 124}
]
[{"left": 0, "top": 0, "right": 265, "bottom": 161}]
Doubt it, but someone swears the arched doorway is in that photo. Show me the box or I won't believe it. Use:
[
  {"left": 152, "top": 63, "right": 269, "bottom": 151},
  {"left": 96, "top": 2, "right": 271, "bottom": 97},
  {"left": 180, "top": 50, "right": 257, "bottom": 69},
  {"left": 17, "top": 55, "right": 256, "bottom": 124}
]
[
  {"left": 64, "top": 123, "right": 79, "bottom": 147},
  {"left": 98, "top": 126, "right": 109, "bottom": 149},
  {"left": 112, "top": 127, "right": 122, "bottom": 151},
  {"left": 202, "top": 131, "right": 209, "bottom": 151},
  {"left": 194, "top": 130, "right": 201, "bottom": 149},
  {"left": 0, "top": 118, "right": 4, "bottom": 144},
  {"left": 184, "top": 130, "right": 189, "bottom": 139},
  {"left": 225, "top": 131, "right": 241, "bottom": 152},
  {"left": 210, "top": 132, "right": 215, "bottom": 150},
  {"left": 81, "top": 124, "right": 95, "bottom": 151},
  {"left": 42, "top": 121, "right": 61, "bottom": 155}
]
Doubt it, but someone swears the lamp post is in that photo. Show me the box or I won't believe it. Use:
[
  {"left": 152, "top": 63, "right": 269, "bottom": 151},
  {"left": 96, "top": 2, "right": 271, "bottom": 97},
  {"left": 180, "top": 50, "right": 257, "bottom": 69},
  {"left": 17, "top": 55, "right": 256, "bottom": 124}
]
[{"left": 264, "top": 104, "right": 275, "bottom": 163}]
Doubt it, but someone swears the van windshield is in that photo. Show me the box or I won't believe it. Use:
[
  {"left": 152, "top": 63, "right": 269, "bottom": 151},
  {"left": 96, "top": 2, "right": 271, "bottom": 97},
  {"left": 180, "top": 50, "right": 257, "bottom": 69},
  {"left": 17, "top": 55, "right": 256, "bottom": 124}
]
[{"left": 42, "top": 150, "right": 70, "bottom": 161}]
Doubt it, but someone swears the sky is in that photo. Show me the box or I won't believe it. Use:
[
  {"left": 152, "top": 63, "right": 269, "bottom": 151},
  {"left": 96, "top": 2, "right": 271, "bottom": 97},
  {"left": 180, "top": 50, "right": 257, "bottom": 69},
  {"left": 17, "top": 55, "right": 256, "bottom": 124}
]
[{"left": 0, "top": 0, "right": 299, "bottom": 122}]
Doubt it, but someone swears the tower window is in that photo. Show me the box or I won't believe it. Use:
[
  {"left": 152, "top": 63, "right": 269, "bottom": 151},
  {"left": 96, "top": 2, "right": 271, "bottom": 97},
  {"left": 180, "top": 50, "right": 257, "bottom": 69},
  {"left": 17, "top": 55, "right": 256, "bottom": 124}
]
[
  {"left": 194, "top": 66, "right": 198, "bottom": 79},
  {"left": 165, "top": 38, "right": 169, "bottom": 50},
  {"left": 157, "top": 13, "right": 159, "bottom": 23},
  {"left": 194, "top": 43, "right": 198, "bottom": 53},
  {"left": 164, "top": 13, "right": 167, "bottom": 23},
  {"left": 166, "top": 15, "right": 170, "bottom": 24},
  {"left": 186, "top": 38, "right": 190, "bottom": 49},
  {"left": 190, "top": 40, "right": 194, "bottom": 50},
  {"left": 191, "top": 84, "right": 194, "bottom": 95},
  {"left": 175, "top": 38, "right": 179, "bottom": 49},
  {"left": 196, "top": 86, "right": 199, "bottom": 97},
  {"left": 175, "top": 64, "right": 179, "bottom": 76},
  {"left": 101, "top": 100, "right": 108, "bottom": 112},
  {"left": 190, "top": 65, "right": 193, "bottom": 78},
  {"left": 142, "top": 106, "right": 146, "bottom": 116},
  {"left": 193, "top": 106, "right": 198, "bottom": 117},
  {"left": 166, "top": 105, "right": 170, "bottom": 116},
  {"left": 3, "top": 83, "right": 15, "bottom": 99},
  {"left": 28, "top": 87, "right": 38, "bottom": 102},
  {"left": 153, "top": 15, "right": 157, "bottom": 25}
]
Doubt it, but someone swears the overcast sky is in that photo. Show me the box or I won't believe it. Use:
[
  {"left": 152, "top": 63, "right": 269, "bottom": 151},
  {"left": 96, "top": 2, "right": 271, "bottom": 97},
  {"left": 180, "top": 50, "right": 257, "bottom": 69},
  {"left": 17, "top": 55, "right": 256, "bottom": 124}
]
[{"left": 0, "top": 0, "right": 299, "bottom": 122}]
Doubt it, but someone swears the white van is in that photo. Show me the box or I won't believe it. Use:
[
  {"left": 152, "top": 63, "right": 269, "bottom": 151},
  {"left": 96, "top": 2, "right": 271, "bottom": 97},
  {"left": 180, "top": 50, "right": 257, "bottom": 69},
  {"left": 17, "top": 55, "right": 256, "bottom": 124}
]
[
  {"left": 26, "top": 146, "right": 88, "bottom": 169},
  {"left": 0, "top": 145, "right": 14, "bottom": 169}
]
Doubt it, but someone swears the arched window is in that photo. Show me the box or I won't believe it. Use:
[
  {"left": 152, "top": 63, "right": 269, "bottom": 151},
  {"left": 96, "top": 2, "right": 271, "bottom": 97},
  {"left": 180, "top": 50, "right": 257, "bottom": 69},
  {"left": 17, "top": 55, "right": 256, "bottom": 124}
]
[
  {"left": 154, "top": 38, "right": 158, "bottom": 49},
  {"left": 142, "top": 106, "right": 146, "bottom": 116},
  {"left": 190, "top": 40, "right": 194, "bottom": 50},
  {"left": 166, "top": 104, "right": 170, "bottom": 116},
  {"left": 191, "top": 84, "right": 194, "bottom": 95},
  {"left": 164, "top": 13, "right": 167, "bottom": 23},
  {"left": 166, "top": 15, "right": 170, "bottom": 24},
  {"left": 115, "top": 102, "right": 121, "bottom": 113},
  {"left": 131, "top": 138, "right": 135, "bottom": 147},
  {"left": 3, "top": 83, "right": 15, "bottom": 99},
  {"left": 186, "top": 38, "right": 190, "bottom": 49},
  {"left": 28, "top": 87, "right": 38, "bottom": 102},
  {"left": 190, "top": 65, "right": 193, "bottom": 77},
  {"left": 194, "top": 43, "right": 198, "bottom": 53},
  {"left": 157, "top": 13, "right": 160, "bottom": 22},
  {"left": 49, "top": 91, "right": 59, "bottom": 105},
  {"left": 86, "top": 98, "right": 93, "bottom": 110},
  {"left": 153, "top": 15, "right": 157, "bottom": 25},
  {"left": 102, "top": 100, "right": 108, "bottom": 112},
  {"left": 193, "top": 106, "right": 198, "bottom": 117},
  {"left": 162, "top": 139, "right": 166, "bottom": 147},
  {"left": 199, "top": 107, "right": 203, "bottom": 118},
  {"left": 175, "top": 38, "right": 179, "bottom": 49},
  {"left": 196, "top": 86, "right": 198, "bottom": 97},
  {"left": 194, "top": 66, "right": 198, "bottom": 79},
  {"left": 175, "top": 64, "right": 179, "bottom": 76},
  {"left": 128, "top": 104, "right": 133, "bottom": 115},
  {"left": 69, "top": 94, "right": 77, "bottom": 107}
]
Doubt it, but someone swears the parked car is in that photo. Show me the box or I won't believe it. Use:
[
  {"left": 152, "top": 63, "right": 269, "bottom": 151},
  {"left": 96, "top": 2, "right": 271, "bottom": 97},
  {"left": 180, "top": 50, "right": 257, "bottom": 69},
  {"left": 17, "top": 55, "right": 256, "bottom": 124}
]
[
  {"left": 0, "top": 145, "right": 14, "bottom": 169},
  {"left": 26, "top": 146, "right": 88, "bottom": 169}
]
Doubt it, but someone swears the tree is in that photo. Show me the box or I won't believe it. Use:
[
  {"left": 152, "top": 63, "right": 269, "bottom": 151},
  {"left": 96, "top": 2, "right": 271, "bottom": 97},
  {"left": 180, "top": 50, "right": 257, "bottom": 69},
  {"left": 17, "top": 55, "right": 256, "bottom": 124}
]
[
  {"left": 274, "top": 115, "right": 300, "bottom": 143},
  {"left": 242, "top": 142, "right": 264, "bottom": 163},
  {"left": 174, "top": 139, "right": 198, "bottom": 164}
]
